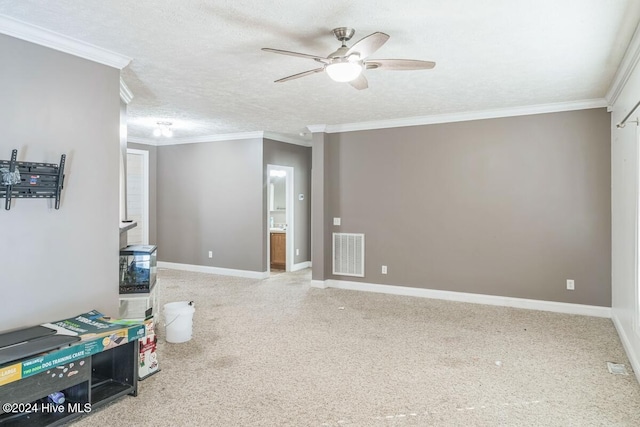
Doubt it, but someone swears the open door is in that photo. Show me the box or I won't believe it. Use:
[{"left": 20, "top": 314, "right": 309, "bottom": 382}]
[{"left": 267, "top": 165, "right": 294, "bottom": 273}]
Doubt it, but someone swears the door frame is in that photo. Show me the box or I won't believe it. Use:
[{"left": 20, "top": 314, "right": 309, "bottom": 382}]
[
  {"left": 266, "top": 164, "right": 294, "bottom": 272},
  {"left": 126, "top": 148, "right": 150, "bottom": 245}
]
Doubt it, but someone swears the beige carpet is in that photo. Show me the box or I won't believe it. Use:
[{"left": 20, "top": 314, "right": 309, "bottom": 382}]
[{"left": 73, "top": 268, "right": 640, "bottom": 426}]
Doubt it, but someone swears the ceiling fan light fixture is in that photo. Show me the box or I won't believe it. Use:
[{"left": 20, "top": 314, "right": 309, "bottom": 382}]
[
  {"left": 326, "top": 61, "right": 363, "bottom": 82},
  {"left": 154, "top": 121, "right": 173, "bottom": 138}
]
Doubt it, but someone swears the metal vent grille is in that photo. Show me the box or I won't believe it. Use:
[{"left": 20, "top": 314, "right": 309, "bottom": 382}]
[{"left": 333, "top": 233, "right": 365, "bottom": 277}]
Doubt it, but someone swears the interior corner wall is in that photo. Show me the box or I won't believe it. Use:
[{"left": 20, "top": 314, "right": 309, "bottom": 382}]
[
  {"left": 0, "top": 35, "right": 121, "bottom": 332},
  {"left": 128, "top": 142, "right": 158, "bottom": 245},
  {"left": 263, "top": 139, "right": 312, "bottom": 270},
  {"left": 325, "top": 108, "right": 611, "bottom": 306},
  {"left": 156, "top": 138, "right": 264, "bottom": 272},
  {"left": 611, "top": 60, "right": 640, "bottom": 380}
]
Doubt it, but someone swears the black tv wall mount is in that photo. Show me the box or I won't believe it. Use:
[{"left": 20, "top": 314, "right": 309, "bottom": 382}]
[{"left": 0, "top": 149, "right": 66, "bottom": 210}]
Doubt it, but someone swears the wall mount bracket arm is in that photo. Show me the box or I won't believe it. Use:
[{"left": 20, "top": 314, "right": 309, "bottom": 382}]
[{"left": 1, "top": 149, "right": 67, "bottom": 211}]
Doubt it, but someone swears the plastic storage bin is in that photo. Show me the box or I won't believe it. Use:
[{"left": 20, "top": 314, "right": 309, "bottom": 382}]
[{"left": 119, "top": 245, "right": 157, "bottom": 294}]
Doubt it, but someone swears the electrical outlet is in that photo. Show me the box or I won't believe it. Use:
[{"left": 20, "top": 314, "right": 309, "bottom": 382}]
[
  {"left": 382, "top": 265, "right": 388, "bottom": 274},
  {"left": 208, "top": 251, "right": 213, "bottom": 259},
  {"left": 296, "top": 249, "right": 299, "bottom": 256},
  {"left": 333, "top": 217, "right": 341, "bottom": 226},
  {"left": 566, "top": 279, "right": 575, "bottom": 290}
]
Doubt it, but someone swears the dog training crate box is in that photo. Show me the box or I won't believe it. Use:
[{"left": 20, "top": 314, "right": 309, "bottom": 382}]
[
  {"left": 0, "top": 318, "right": 143, "bottom": 426},
  {"left": 119, "top": 245, "right": 157, "bottom": 294}
]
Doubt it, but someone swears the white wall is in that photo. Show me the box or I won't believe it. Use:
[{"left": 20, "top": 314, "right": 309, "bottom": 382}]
[
  {"left": 0, "top": 35, "right": 121, "bottom": 332},
  {"left": 611, "top": 49, "right": 640, "bottom": 382}
]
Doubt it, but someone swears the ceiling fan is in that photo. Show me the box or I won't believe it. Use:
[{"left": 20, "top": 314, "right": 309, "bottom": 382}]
[{"left": 262, "top": 27, "right": 436, "bottom": 90}]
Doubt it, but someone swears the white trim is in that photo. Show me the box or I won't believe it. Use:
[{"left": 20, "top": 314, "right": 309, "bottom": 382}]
[
  {"left": 145, "top": 131, "right": 309, "bottom": 147},
  {"left": 612, "top": 313, "right": 640, "bottom": 385},
  {"left": 158, "top": 261, "right": 269, "bottom": 280},
  {"left": 307, "top": 99, "right": 607, "bottom": 134},
  {"left": 128, "top": 136, "right": 158, "bottom": 146},
  {"left": 606, "top": 21, "right": 640, "bottom": 106},
  {"left": 263, "top": 132, "right": 311, "bottom": 147},
  {"left": 310, "top": 280, "right": 327, "bottom": 289},
  {"left": 156, "top": 131, "right": 264, "bottom": 146},
  {"left": 292, "top": 261, "right": 311, "bottom": 272},
  {"left": 319, "top": 279, "right": 611, "bottom": 318},
  {"left": 120, "top": 77, "right": 134, "bottom": 104},
  {"left": 306, "top": 125, "right": 327, "bottom": 133},
  {"left": 0, "top": 14, "right": 131, "bottom": 69}
]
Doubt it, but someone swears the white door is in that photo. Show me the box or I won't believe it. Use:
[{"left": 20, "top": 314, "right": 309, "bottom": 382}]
[{"left": 126, "top": 149, "right": 149, "bottom": 245}]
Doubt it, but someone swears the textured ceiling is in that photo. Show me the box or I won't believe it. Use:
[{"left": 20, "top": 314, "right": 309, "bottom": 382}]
[{"left": 1, "top": 0, "right": 639, "bottom": 142}]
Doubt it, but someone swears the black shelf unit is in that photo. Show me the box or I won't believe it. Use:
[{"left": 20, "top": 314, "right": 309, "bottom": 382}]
[
  {"left": 0, "top": 340, "right": 138, "bottom": 426},
  {"left": 90, "top": 342, "right": 138, "bottom": 404},
  {"left": 0, "top": 149, "right": 66, "bottom": 211}
]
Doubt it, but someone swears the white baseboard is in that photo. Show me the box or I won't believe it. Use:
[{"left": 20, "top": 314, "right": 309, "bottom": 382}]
[
  {"left": 318, "top": 279, "right": 611, "bottom": 318},
  {"left": 612, "top": 312, "right": 640, "bottom": 384},
  {"left": 291, "top": 261, "right": 311, "bottom": 272},
  {"left": 310, "top": 280, "right": 328, "bottom": 289},
  {"left": 158, "top": 261, "right": 269, "bottom": 280}
]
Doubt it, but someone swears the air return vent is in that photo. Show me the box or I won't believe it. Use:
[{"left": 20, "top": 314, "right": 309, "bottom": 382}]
[{"left": 333, "top": 233, "right": 365, "bottom": 277}]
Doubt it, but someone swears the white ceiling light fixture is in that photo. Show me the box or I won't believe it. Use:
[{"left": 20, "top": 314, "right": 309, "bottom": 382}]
[
  {"left": 325, "top": 59, "right": 363, "bottom": 82},
  {"left": 153, "top": 121, "right": 173, "bottom": 138}
]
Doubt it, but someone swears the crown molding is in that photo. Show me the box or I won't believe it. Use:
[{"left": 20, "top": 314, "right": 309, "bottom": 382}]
[
  {"left": 263, "top": 131, "right": 311, "bottom": 147},
  {"left": 120, "top": 77, "right": 134, "bottom": 104},
  {"left": 155, "top": 131, "right": 265, "bottom": 146},
  {"left": 307, "top": 99, "right": 608, "bottom": 134},
  {"left": 129, "top": 131, "right": 310, "bottom": 147},
  {"left": 0, "top": 14, "right": 131, "bottom": 69},
  {"left": 128, "top": 136, "right": 158, "bottom": 146},
  {"left": 606, "top": 21, "right": 640, "bottom": 106},
  {"left": 306, "top": 124, "right": 327, "bottom": 133}
]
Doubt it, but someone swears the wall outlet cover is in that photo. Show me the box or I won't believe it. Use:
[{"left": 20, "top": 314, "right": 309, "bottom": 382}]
[{"left": 333, "top": 218, "right": 341, "bottom": 226}]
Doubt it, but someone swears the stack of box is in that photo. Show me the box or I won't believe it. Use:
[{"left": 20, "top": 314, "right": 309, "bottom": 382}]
[
  {"left": 118, "top": 245, "right": 160, "bottom": 380},
  {"left": 118, "top": 245, "right": 158, "bottom": 321}
]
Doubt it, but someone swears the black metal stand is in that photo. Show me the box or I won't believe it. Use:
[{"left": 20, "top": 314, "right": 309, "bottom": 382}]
[{"left": 0, "top": 149, "right": 66, "bottom": 210}]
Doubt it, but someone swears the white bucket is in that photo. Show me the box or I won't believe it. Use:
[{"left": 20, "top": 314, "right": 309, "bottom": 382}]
[{"left": 164, "top": 301, "right": 195, "bottom": 343}]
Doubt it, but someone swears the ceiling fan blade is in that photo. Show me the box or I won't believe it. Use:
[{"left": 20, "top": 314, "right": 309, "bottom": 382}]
[
  {"left": 365, "top": 59, "right": 436, "bottom": 70},
  {"left": 274, "top": 67, "right": 325, "bottom": 83},
  {"left": 348, "top": 74, "right": 368, "bottom": 90},
  {"left": 262, "top": 48, "right": 327, "bottom": 63},
  {"left": 346, "top": 32, "right": 389, "bottom": 59}
]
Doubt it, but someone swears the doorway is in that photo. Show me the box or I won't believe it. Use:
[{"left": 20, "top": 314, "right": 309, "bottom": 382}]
[
  {"left": 267, "top": 165, "right": 294, "bottom": 273},
  {"left": 126, "top": 149, "right": 149, "bottom": 245}
]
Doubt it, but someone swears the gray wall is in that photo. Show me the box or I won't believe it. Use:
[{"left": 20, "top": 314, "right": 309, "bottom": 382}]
[
  {"left": 128, "top": 142, "right": 158, "bottom": 245},
  {"left": 322, "top": 108, "right": 611, "bottom": 306},
  {"left": 0, "top": 35, "right": 121, "bottom": 332},
  {"left": 263, "top": 139, "right": 312, "bottom": 269},
  {"left": 157, "top": 139, "right": 264, "bottom": 271}
]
